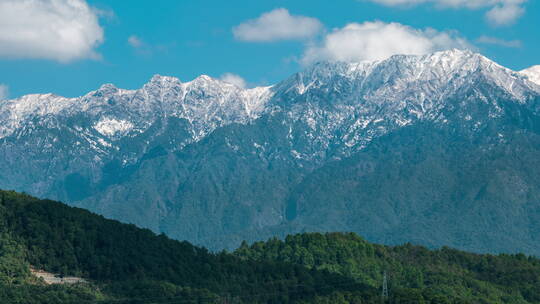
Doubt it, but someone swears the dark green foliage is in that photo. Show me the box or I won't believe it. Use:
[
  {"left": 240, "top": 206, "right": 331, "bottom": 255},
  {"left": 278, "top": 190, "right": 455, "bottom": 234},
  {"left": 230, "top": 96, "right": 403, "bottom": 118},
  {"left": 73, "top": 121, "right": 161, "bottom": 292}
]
[
  {"left": 235, "top": 232, "right": 540, "bottom": 303},
  {"left": 0, "top": 190, "right": 370, "bottom": 303},
  {"left": 0, "top": 284, "right": 106, "bottom": 304}
]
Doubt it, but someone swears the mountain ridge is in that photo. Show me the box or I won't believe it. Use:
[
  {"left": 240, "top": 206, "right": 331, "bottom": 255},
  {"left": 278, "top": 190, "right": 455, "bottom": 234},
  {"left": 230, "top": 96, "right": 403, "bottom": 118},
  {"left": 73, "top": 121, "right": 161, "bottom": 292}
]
[
  {"left": 521, "top": 65, "right": 540, "bottom": 86},
  {"left": 2, "top": 49, "right": 538, "bottom": 147},
  {"left": 3, "top": 49, "right": 539, "bottom": 140}
]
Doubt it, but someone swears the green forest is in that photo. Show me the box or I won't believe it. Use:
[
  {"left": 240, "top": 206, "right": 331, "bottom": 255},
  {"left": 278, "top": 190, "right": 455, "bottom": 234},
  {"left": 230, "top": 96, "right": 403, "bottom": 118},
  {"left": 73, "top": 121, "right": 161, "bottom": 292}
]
[{"left": 1, "top": 189, "right": 539, "bottom": 303}]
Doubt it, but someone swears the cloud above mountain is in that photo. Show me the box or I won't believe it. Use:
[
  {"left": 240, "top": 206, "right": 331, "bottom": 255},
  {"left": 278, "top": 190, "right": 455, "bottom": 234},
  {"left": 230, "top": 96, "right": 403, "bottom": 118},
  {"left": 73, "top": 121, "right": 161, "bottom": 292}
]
[
  {"left": 0, "top": 0, "right": 105, "bottom": 62},
  {"left": 365, "top": 0, "right": 527, "bottom": 26},
  {"left": 233, "top": 10, "right": 472, "bottom": 65},
  {"left": 233, "top": 8, "right": 323, "bottom": 42},
  {"left": 301, "top": 21, "right": 471, "bottom": 65},
  {"left": 477, "top": 35, "right": 522, "bottom": 48},
  {"left": 220, "top": 73, "right": 247, "bottom": 88},
  {"left": 484, "top": 1, "right": 525, "bottom": 26}
]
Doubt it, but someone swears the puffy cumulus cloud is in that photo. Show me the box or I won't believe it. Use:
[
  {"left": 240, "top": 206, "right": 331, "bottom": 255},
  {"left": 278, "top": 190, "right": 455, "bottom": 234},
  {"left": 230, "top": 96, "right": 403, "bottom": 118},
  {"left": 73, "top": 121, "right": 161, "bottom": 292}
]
[
  {"left": 477, "top": 35, "right": 522, "bottom": 48},
  {"left": 220, "top": 73, "right": 247, "bottom": 88},
  {"left": 301, "top": 21, "right": 471, "bottom": 65},
  {"left": 0, "top": 84, "right": 8, "bottom": 100},
  {"left": 368, "top": 0, "right": 499, "bottom": 8},
  {"left": 233, "top": 8, "right": 323, "bottom": 42},
  {"left": 0, "top": 0, "right": 105, "bottom": 62},
  {"left": 485, "top": 2, "right": 525, "bottom": 26},
  {"left": 365, "top": 0, "right": 527, "bottom": 26}
]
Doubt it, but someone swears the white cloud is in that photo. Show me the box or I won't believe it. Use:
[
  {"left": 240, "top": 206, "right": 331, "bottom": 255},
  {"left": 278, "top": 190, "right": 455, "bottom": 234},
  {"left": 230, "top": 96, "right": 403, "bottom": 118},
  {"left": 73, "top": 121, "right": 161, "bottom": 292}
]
[
  {"left": 485, "top": 2, "right": 525, "bottom": 26},
  {"left": 367, "top": 0, "right": 431, "bottom": 6},
  {"left": 477, "top": 35, "right": 522, "bottom": 48},
  {"left": 0, "top": 84, "right": 8, "bottom": 100},
  {"left": 301, "top": 21, "right": 471, "bottom": 65},
  {"left": 220, "top": 73, "right": 247, "bottom": 88},
  {"left": 233, "top": 8, "right": 323, "bottom": 42},
  {"left": 367, "top": 0, "right": 493, "bottom": 8},
  {"left": 127, "top": 35, "right": 169, "bottom": 56},
  {"left": 365, "top": 0, "right": 527, "bottom": 26},
  {"left": 0, "top": 0, "right": 104, "bottom": 62},
  {"left": 128, "top": 35, "right": 143, "bottom": 48}
]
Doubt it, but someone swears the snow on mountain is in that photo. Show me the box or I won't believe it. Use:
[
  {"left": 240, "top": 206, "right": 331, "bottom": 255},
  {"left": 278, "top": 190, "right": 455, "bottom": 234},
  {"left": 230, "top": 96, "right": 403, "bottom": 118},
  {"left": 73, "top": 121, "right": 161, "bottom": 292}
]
[
  {"left": 0, "top": 93, "right": 72, "bottom": 138},
  {"left": 521, "top": 65, "right": 540, "bottom": 86},
  {"left": 269, "top": 49, "right": 540, "bottom": 159},
  {"left": 94, "top": 118, "right": 135, "bottom": 137},
  {"left": 0, "top": 75, "right": 273, "bottom": 143},
  {"left": 280, "top": 49, "right": 538, "bottom": 103},
  {"left": 1, "top": 49, "right": 538, "bottom": 156}
]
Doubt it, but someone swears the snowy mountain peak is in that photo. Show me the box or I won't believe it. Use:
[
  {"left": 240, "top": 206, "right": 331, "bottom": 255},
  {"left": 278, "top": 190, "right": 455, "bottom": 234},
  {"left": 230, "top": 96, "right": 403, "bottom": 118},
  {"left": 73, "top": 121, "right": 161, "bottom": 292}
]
[
  {"left": 95, "top": 83, "right": 120, "bottom": 95},
  {"left": 148, "top": 74, "right": 182, "bottom": 85},
  {"left": 278, "top": 49, "right": 538, "bottom": 103},
  {"left": 0, "top": 70, "right": 275, "bottom": 145},
  {"left": 195, "top": 74, "right": 213, "bottom": 82},
  {"left": 143, "top": 75, "right": 183, "bottom": 93},
  {"left": 298, "top": 49, "right": 480, "bottom": 78},
  {"left": 520, "top": 65, "right": 540, "bottom": 86}
]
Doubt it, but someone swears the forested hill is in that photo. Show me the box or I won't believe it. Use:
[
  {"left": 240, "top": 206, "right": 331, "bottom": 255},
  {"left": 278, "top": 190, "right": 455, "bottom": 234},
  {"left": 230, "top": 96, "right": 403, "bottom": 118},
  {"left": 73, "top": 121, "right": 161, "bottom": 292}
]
[
  {"left": 0, "top": 190, "right": 370, "bottom": 303},
  {"left": 236, "top": 233, "right": 540, "bottom": 303},
  {"left": 1, "top": 190, "right": 540, "bottom": 303}
]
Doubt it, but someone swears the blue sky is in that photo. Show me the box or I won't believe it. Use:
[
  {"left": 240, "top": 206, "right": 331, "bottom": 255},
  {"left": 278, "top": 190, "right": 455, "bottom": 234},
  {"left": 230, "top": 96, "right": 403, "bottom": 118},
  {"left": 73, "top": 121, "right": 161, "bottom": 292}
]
[{"left": 0, "top": 0, "right": 538, "bottom": 99}]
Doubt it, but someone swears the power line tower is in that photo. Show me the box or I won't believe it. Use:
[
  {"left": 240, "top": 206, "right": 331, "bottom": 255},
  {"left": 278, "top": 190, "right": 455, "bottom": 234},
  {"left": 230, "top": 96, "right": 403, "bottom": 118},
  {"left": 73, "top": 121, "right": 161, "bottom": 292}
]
[{"left": 381, "top": 270, "right": 389, "bottom": 303}]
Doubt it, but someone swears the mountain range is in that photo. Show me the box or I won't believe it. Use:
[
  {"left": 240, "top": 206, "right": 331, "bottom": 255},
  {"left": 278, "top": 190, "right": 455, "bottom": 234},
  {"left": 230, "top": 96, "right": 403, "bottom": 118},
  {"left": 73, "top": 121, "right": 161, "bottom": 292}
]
[{"left": 1, "top": 49, "right": 540, "bottom": 253}]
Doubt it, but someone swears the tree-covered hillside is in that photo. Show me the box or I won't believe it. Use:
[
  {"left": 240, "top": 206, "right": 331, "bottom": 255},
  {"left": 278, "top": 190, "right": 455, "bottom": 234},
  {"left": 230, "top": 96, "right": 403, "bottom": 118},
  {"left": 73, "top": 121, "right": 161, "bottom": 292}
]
[
  {"left": 0, "top": 190, "right": 371, "bottom": 304},
  {"left": 236, "top": 233, "right": 540, "bottom": 303},
  {"left": 1, "top": 190, "right": 540, "bottom": 303}
]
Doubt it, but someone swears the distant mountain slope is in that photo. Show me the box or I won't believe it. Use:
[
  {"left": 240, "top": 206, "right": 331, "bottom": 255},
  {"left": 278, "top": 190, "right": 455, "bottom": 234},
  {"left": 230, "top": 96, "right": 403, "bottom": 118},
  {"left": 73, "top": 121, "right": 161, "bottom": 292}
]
[
  {"left": 2, "top": 190, "right": 540, "bottom": 304},
  {"left": 1, "top": 50, "right": 540, "bottom": 253},
  {"left": 280, "top": 120, "right": 540, "bottom": 254}
]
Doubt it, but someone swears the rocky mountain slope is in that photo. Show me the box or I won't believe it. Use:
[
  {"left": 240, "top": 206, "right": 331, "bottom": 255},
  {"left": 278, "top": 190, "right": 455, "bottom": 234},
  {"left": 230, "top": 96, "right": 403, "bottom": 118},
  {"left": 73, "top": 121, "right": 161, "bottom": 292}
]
[{"left": 1, "top": 49, "right": 540, "bottom": 253}]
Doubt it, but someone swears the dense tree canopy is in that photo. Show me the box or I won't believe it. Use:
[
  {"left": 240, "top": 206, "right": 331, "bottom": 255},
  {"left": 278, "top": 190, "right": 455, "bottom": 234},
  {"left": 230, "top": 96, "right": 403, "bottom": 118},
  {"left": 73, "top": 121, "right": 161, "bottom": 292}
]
[
  {"left": 236, "top": 233, "right": 540, "bottom": 303},
  {"left": 0, "top": 190, "right": 371, "bottom": 303}
]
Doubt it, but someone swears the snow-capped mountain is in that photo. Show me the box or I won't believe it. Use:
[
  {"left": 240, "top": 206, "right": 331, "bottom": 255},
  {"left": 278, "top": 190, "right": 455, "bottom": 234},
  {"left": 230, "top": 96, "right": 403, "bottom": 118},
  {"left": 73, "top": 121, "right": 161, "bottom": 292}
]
[
  {"left": 2, "top": 49, "right": 540, "bottom": 254},
  {"left": 521, "top": 65, "right": 540, "bottom": 86},
  {"left": 2, "top": 49, "right": 537, "bottom": 157},
  {"left": 0, "top": 74, "right": 271, "bottom": 147},
  {"left": 268, "top": 49, "right": 540, "bottom": 159}
]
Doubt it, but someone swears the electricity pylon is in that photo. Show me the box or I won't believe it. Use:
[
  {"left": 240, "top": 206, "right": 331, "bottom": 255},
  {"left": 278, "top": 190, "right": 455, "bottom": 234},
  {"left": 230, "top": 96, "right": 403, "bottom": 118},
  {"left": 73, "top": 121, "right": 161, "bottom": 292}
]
[{"left": 381, "top": 270, "right": 389, "bottom": 303}]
